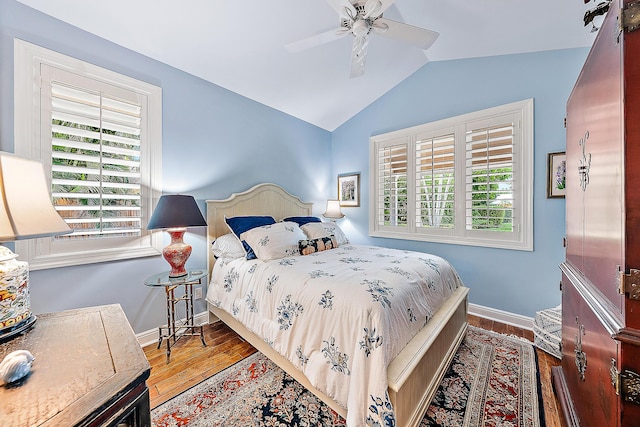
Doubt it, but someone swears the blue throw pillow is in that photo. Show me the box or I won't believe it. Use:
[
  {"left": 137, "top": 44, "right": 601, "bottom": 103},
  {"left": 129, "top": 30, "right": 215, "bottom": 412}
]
[
  {"left": 225, "top": 215, "right": 276, "bottom": 259},
  {"left": 282, "top": 216, "right": 321, "bottom": 227}
]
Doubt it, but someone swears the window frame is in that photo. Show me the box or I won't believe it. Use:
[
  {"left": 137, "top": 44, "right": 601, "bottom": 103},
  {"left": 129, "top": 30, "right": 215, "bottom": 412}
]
[
  {"left": 14, "top": 39, "right": 163, "bottom": 270},
  {"left": 369, "top": 99, "right": 534, "bottom": 251}
]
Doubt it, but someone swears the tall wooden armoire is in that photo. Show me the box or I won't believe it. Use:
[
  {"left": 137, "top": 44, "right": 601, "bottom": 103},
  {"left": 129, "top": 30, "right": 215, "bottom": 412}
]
[{"left": 552, "top": 1, "right": 640, "bottom": 426}]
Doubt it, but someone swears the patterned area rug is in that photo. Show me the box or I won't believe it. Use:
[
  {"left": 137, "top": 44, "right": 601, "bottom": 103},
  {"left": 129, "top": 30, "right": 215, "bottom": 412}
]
[{"left": 152, "top": 326, "right": 543, "bottom": 427}]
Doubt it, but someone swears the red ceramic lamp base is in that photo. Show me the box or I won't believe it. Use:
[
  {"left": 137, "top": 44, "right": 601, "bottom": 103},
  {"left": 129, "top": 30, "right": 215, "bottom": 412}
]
[{"left": 163, "top": 228, "right": 192, "bottom": 278}]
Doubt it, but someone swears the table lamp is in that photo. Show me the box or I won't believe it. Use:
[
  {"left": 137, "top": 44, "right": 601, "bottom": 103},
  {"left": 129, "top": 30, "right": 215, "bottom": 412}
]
[
  {"left": 147, "top": 194, "right": 207, "bottom": 278},
  {"left": 0, "top": 152, "right": 72, "bottom": 341},
  {"left": 322, "top": 199, "right": 345, "bottom": 221}
]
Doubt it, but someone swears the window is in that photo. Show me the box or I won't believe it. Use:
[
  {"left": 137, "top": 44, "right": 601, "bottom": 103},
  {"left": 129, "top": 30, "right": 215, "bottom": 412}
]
[
  {"left": 370, "top": 99, "right": 533, "bottom": 251},
  {"left": 14, "top": 39, "right": 163, "bottom": 269}
]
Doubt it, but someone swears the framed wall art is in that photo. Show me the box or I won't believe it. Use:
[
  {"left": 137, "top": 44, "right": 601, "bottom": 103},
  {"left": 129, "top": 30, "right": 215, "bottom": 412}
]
[
  {"left": 338, "top": 172, "right": 360, "bottom": 207},
  {"left": 547, "top": 151, "right": 566, "bottom": 198}
]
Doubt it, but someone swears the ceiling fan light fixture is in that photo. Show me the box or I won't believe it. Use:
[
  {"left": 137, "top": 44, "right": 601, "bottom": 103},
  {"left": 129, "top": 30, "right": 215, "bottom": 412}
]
[{"left": 352, "top": 19, "right": 370, "bottom": 37}]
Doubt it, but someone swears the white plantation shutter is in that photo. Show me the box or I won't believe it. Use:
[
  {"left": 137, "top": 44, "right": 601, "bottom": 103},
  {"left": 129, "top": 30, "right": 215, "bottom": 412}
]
[
  {"left": 51, "top": 82, "right": 143, "bottom": 239},
  {"left": 416, "top": 132, "right": 455, "bottom": 230},
  {"left": 376, "top": 139, "right": 408, "bottom": 227},
  {"left": 465, "top": 121, "right": 515, "bottom": 232},
  {"left": 14, "top": 40, "right": 162, "bottom": 269},
  {"left": 370, "top": 99, "right": 533, "bottom": 251}
]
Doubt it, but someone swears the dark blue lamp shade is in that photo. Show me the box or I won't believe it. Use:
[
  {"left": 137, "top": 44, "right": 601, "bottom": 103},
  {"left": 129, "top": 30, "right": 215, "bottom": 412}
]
[
  {"left": 147, "top": 194, "right": 207, "bottom": 230},
  {"left": 147, "top": 195, "right": 207, "bottom": 277}
]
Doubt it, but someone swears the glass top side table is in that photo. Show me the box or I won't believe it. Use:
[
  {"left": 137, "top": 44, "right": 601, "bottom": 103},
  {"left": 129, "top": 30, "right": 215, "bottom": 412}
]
[{"left": 144, "top": 269, "right": 207, "bottom": 362}]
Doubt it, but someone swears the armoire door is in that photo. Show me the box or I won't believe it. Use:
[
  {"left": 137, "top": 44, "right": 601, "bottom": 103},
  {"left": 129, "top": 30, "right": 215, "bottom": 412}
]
[{"left": 565, "top": 0, "right": 624, "bottom": 314}]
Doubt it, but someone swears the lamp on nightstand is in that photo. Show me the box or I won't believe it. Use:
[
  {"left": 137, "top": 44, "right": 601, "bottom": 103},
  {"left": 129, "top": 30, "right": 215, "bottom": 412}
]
[
  {"left": 322, "top": 199, "right": 345, "bottom": 222},
  {"left": 0, "top": 152, "right": 72, "bottom": 342},
  {"left": 147, "top": 194, "right": 207, "bottom": 278}
]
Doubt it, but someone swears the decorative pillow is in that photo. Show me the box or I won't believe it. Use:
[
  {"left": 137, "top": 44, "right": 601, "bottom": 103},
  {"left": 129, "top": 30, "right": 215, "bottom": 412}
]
[
  {"left": 211, "top": 233, "right": 245, "bottom": 260},
  {"left": 241, "top": 221, "right": 306, "bottom": 261},
  {"left": 301, "top": 222, "right": 349, "bottom": 245},
  {"left": 282, "top": 216, "right": 322, "bottom": 227},
  {"left": 299, "top": 236, "right": 338, "bottom": 255},
  {"left": 225, "top": 215, "right": 276, "bottom": 259}
]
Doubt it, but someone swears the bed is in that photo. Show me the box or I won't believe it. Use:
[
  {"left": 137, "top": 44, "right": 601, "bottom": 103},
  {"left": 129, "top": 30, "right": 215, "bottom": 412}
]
[{"left": 205, "top": 183, "right": 469, "bottom": 427}]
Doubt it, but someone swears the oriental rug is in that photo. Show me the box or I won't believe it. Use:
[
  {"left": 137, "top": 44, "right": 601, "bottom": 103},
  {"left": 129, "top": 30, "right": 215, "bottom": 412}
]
[{"left": 151, "top": 326, "right": 543, "bottom": 427}]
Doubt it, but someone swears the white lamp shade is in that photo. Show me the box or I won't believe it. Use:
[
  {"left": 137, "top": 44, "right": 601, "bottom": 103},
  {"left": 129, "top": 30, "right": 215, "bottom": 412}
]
[
  {"left": 0, "top": 152, "right": 72, "bottom": 241},
  {"left": 322, "top": 199, "right": 345, "bottom": 219}
]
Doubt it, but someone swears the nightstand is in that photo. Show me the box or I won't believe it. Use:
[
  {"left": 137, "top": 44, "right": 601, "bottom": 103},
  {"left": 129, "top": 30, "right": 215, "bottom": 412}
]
[
  {"left": 0, "top": 304, "right": 150, "bottom": 426},
  {"left": 144, "top": 269, "right": 207, "bottom": 362}
]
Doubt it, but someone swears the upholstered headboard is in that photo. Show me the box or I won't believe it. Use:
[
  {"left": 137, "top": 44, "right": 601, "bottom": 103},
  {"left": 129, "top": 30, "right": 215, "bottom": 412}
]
[{"left": 205, "top": 183, "right": 313, "bottom": 276}]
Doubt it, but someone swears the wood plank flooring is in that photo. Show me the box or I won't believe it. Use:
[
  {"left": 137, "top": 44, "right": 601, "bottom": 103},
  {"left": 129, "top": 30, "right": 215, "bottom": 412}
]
[
  {"left": 143, "top": 320, "right": 256, "bottom": 408},
  {"left": 143, "top": 315, "right": 565, "bottom": 427}
]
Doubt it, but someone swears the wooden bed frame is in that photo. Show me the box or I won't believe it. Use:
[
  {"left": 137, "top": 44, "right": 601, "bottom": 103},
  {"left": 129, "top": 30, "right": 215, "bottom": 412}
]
[{"left": 206, "top": 183, "right": 469, "bottom": 427}]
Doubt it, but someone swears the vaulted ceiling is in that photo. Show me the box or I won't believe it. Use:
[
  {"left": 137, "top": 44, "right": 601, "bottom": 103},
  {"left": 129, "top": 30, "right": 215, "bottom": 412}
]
[{"left": 17, "top": 0, "right": 598, "bottom": 130}]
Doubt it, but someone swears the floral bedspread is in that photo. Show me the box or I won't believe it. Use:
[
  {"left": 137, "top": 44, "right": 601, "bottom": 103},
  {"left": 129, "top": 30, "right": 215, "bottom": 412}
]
[{"left": 207, "top": 244, "right": 463, "bottom": 426}]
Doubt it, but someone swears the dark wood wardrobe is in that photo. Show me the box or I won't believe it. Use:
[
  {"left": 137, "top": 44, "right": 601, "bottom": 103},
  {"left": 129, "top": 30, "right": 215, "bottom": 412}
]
[{"left": 552, "top": 1, "right": 640, "bottom": 426}]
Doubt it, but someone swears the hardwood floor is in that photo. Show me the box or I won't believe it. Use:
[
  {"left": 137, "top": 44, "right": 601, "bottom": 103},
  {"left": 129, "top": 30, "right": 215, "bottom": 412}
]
[
  {"left": 143, "top": 320, "right": 256, "bottom": 409},
  {"left": 143, "top": 315, "right": 566, "bottom": 427}
]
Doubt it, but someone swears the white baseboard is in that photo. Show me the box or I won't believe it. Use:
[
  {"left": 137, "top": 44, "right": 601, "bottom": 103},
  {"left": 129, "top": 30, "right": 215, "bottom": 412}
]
[
  {"left": 136, "top": 311, "right": 210, "bottom": 347},
  {"left": 468, "top": 303, "right": 534, "bottom": 331}
]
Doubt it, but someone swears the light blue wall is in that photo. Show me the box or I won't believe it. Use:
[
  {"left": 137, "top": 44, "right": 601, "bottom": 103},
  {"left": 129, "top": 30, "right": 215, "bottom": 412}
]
[
  {"left": 0, "top": 1, "right": 332, "bottom": 333},
  {"left": 0, "top": 0, "right": 590, "bottom": 333},
  {"left": 331, "top": 49, "right": 589, "bottom": 317}
]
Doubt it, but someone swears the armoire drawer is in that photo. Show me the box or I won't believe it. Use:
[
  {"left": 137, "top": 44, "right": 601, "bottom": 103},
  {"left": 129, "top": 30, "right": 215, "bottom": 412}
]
[{"left": 558, "top": 271, "right": 619, "bottom": 427}]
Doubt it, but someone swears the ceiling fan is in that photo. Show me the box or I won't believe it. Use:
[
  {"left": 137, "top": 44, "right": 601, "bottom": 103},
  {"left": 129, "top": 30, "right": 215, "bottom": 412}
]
[{"left": 285, "top": 0, "right": 439, "bottom": 78}]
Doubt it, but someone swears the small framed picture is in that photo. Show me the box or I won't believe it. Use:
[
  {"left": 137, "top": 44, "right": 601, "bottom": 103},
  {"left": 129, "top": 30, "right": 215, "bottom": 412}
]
[
  {"left": 547, "top": 152, "right": 566, "bottom": 198},
  {"left": 338, "top": 173, "right": 360, "bottom": 207}
]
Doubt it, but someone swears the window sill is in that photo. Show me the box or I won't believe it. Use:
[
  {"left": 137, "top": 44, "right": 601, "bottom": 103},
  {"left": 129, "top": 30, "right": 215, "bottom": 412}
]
[{"left": 369, "top": 229, "right": 533, "bottom": 252}]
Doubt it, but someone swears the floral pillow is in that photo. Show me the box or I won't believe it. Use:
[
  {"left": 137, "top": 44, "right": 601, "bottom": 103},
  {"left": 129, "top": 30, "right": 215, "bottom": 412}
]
[
  {"left": 298, "top": 235, "right": 338, "bottom": 255},
  {"left": 225, "top": 215, "right": 276, "bottom": 259},
  {"left": 240, "top": 221, "right": 306, "bottom": 261},
  {"left": 300, "top": 222, "right": 349, "bottom": 246}
]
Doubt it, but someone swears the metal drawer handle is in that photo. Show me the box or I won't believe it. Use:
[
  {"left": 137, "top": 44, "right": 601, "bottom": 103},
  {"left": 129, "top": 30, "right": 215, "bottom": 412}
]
[{"left": 575, "top": 317, "right": 587, "bottom": 381}]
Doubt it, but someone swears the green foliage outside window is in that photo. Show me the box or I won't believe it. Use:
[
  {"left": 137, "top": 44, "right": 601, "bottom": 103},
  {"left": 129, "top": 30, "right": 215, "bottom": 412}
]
[
  {"left": 52, "top": 119, "right": 141, "bottom": 236},
  {"left": 382, "top": 167, "right": 512, "bottom": 231},
  {"left": 382, "top": 175, "right": 408, "bottom": 226},
  {"left": 418, "top": 172, "right": 454, "bottom": 228},
  {"left": 470, "top": 167, "right": 513, "bottom": 231}
]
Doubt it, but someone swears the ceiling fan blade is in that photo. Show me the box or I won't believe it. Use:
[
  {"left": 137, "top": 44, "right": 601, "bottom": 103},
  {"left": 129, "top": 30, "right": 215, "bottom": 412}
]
[
  {"left": 364, "top": 0, "right": 396, "bottom": 18},
  {"left": 349, "top": 35, "right": 369, "bottom": 78},
  {"left": 371, "top": 20, "right": 389, "bottom": 32},
  {"left": 375, "top": 18, "right": 439, "bottom": 50},
  {"left": 285, "top": 27, "right": 350, "bottom": 53},
  {"left": 324, "top": 0, "right": 357, "bottom": 18}
]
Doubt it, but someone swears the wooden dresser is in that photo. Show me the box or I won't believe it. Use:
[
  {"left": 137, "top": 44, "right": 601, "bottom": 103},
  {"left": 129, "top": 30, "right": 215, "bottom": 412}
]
[
  {"left": 0, "top": 304, "right": 151, "bottom": 426},
  {"left": 552, "top": 1, "right": 640, "bottom": 426}
]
